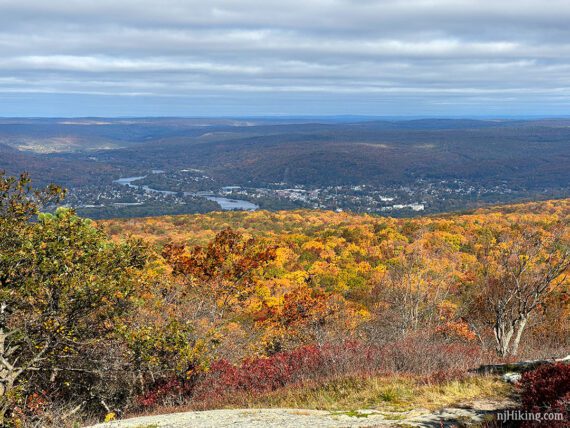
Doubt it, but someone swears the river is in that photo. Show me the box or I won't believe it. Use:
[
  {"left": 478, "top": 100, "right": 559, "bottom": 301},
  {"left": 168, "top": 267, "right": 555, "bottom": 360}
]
[{"left": 113, "top": 176, "right": 259, "bottom": 211}]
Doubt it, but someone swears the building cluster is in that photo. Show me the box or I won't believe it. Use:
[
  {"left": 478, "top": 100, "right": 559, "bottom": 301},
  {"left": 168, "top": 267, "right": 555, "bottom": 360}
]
[{"left": 65, "top": 169, "right": 521, "bottom": 217}]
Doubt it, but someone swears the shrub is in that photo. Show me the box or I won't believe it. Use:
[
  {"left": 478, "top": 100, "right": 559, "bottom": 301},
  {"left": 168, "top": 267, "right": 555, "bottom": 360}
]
[
  {"left": 519, "top": 363, "right": 570, "bottom": 427},
  {"left": 136, "top": 339, "right": 483, "bottom": 410},
  {"left": 137, "top": 379, "right": 193, "bottom": 408}
]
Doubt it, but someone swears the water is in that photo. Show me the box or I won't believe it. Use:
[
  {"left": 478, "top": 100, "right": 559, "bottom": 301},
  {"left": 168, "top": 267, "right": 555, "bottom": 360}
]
[
  {"left": 205, "top": 196, "right": 259, "bottom": 211},
  {"left": 113, "top": 176, "right": 258, "bottom": 211},
  {"left": 114, "top": 176, "right": 147, "bottom": 186}
]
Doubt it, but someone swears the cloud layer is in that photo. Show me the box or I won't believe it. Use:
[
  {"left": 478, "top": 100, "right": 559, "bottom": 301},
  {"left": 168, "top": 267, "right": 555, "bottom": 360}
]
[{"left": 1, "top": 0, "right": 570, "bottom": 116}]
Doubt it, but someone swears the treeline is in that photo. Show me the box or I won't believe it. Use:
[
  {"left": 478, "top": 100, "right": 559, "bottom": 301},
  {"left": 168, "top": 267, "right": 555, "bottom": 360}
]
[
  {"left": 75, "top": 197, "right": 220, "bottom": 220},
  {"left": 1, "top": 172, "right": 569, "bottom": 426}
]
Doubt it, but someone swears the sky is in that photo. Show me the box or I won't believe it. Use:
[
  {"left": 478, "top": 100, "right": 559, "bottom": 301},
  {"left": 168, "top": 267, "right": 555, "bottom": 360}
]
[{"left": 1, "top": 0, "right": 570, "bottom": 117}]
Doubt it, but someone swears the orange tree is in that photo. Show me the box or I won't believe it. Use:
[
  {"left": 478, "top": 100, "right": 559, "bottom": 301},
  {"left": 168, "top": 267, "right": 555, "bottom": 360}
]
[
  {"left": 163, "top": 228, "right": 277, "bottom": 323},
  {"left": 161, "top": 229, "right": 278, "bottom": 360}
]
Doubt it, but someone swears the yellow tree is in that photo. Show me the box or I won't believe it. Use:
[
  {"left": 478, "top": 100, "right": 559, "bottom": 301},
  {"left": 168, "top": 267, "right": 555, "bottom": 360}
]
[
  {"left": 380, "top": 229, "right": 465, "bottom": 335},
  {"left": 471, "top": 221, "right": 570, "bottom": 356}
]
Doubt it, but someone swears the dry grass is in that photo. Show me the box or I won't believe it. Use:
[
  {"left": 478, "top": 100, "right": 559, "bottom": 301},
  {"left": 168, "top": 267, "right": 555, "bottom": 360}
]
[
  {"left": 122, "top": 374, "right": 513, "bottom": 424},
  {"left": 237, "top": 374, "right": 512, "bottom": 412}
]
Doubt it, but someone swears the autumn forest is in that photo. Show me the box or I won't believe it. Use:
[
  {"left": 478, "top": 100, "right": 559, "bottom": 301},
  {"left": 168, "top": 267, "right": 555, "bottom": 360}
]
[{"left": 1, "top": 172, "right": 569, "bottom": 426}]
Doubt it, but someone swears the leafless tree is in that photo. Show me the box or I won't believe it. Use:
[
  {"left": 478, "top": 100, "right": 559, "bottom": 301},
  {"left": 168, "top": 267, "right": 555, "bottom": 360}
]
[{"left": 476, "top": 226, "right": 570, "bottom": 357}]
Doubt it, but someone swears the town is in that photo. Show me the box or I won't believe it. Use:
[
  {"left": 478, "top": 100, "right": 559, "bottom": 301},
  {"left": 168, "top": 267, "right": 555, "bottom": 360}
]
[{"left": 63, "top": 168, "right": 528, "bottom": 219}]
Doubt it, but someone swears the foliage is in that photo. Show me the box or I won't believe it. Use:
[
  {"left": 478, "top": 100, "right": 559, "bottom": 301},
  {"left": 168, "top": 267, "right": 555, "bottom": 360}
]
[
  {"left": 467, "top": 221, "right": 570, "bottom": 356},
  {"left": 519, "top": 363, "right": 570, "bottom": 427},
  {"left": 0, "top": 172, "right": 147, "bottom": 426},
  {"left": 2, "top": 170, "right": 570, "bottom": 425},
  {"left": 139, "top": 363, "right": 509, "bottom": 415},
  {"left": 103, "top": 199, "right": 570, "bottom": 358},
  {"left": 136, "top": 338, "right": 486, "bottom": 410},
  {"left": 163, "top": 228, "right": 277, "bottom": 321}
]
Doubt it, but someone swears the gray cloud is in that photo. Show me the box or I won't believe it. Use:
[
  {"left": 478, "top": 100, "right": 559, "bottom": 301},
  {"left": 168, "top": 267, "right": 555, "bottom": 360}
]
[{"left": 1, "top": 0, "right": 570, "bottom": 116}]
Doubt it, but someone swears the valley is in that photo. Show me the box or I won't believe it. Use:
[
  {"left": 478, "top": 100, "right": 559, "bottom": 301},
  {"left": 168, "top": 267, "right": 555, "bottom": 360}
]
[{"left": 2, "top": 117, "right": 569, "bottom": 219}]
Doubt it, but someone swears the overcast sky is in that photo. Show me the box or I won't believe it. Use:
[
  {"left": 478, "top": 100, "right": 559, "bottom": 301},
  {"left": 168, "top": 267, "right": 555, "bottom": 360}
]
[{"left": 1, "top": 0, "right": 570, "bottom": 117}]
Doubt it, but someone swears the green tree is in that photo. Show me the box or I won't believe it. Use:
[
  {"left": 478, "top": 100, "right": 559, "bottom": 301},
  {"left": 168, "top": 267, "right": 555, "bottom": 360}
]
[{"left": 0, "top": 172, "right": 146, "bottom": 424}]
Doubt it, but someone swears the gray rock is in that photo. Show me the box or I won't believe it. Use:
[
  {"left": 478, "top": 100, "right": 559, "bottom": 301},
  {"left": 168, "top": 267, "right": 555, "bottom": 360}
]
[
  {"left": 502, "top": 372, "right": 522, "bottom": 384},
  {"left": 472, "top": 354, "right": 570, "bottom": 375}
]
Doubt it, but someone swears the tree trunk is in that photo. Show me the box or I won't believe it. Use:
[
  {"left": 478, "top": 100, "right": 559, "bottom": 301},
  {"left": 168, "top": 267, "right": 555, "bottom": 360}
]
[
  {"left": 494, "top": 318, "right": 514, "bottom": 357},
  {"left": 494, "top": 314, "right": 529, "bottom": 357},
  {"left": 510, "top": 316, "right": 528, "bottom": 356}
]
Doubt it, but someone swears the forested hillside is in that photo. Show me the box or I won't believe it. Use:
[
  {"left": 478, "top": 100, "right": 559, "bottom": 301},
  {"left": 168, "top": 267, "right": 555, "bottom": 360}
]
[
  {"left": 2, "top": 118, "right": 570, "bottom": 218},
  {"left": 101, "top": 199, "right": 570, "bottom": 359},
  {"left": 2, "top": 173, "right": 569, "bottom": 426}
]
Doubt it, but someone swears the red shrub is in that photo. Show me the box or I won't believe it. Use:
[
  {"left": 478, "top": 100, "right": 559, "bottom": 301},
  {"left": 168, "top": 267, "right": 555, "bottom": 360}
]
[
  {"left": 519, "top": 363, "right": 570, "bottom": 427},
  {"left": 193, "top": 345, "right": 325, "bottom": 402},
  {"left": 137, "top": 378, "right": 193, "bottom": 408},
  {"left": 136, "top": 339, "right": 484, "bottom": 410}
]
